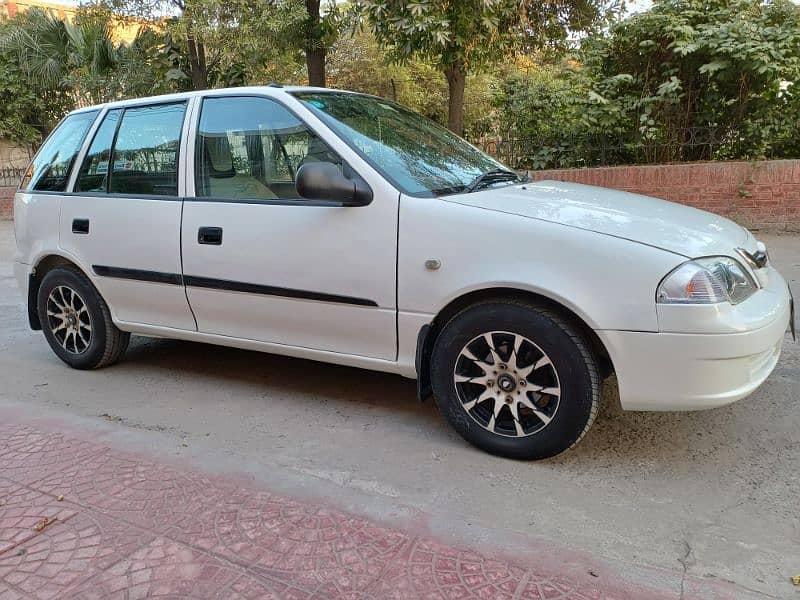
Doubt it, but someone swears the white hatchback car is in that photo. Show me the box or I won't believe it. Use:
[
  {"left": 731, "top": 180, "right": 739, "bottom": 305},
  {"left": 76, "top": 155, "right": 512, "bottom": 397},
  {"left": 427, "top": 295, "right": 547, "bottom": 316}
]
[{"left": 13, "top": 86, "right": 794, "bottom": 459}]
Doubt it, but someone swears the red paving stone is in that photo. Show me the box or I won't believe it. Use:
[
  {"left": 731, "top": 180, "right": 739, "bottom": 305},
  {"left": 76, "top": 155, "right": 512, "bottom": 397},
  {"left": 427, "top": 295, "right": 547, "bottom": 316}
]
[{"left": 0, "top": 420, "right": 687, "bottom": 599}]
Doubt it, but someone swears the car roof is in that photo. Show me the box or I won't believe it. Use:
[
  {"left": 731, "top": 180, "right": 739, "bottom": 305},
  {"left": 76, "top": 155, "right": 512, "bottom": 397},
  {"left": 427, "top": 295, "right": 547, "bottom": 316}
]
[{"left": 69, "top": 85, "right": 360, "bottom": 115}]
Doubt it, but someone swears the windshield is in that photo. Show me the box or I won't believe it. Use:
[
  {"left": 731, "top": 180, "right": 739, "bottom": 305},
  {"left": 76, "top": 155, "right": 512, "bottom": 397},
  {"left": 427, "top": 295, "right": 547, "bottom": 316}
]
[{"left": 292, "top": 92, "right": 519, "bottom": 197}]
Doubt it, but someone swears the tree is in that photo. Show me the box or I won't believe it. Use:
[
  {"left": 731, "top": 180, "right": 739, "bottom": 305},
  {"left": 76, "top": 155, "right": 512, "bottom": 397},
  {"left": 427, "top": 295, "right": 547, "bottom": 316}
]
[
  {"left": 303, "top": 0, "right": 329, "bottom": 86},
  {"left": 0, "top": 18, "right": 72, "bottom": 143},
  {"left": 0, "top": 7, "right": 119, "bottom": 105},
  {"left": 250, "top": 0, "right": 341, "bottom": 86},
  {"left": 357, "top": 0, "right": 611, "bottom": 135},
  {"left": 488, "top": 0, "right": 800, "bottom": 168},
  {"left": 583, "top": 0, "right": 800, "bottom": 161}
]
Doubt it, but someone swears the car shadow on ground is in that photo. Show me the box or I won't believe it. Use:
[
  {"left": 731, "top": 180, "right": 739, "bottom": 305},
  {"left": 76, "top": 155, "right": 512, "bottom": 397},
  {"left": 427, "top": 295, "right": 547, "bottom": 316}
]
[{"left": 115, "top": 332, "right": 793, "bottom": 472}]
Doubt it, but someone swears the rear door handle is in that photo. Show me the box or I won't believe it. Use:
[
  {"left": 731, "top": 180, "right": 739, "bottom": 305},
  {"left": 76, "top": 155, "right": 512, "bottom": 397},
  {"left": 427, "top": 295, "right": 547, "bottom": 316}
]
[
  {"left": 72, "top": 218, "right": 89, "bottom": 234},
  {"left": 198, "top": 226, "right": 223, "bottom": 245}
]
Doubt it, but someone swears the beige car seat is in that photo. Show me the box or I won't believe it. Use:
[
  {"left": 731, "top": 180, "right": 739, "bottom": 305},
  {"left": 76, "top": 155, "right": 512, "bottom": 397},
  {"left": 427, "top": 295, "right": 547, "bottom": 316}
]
[{"left": 202, "top": 134, "right": 277, "bottom": 199}]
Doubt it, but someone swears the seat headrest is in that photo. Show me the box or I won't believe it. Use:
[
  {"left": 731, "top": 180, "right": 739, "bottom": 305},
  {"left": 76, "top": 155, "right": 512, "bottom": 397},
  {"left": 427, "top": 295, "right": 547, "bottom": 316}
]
[{"left": 203, "top": 134, "right": 235, "bottom": 178}]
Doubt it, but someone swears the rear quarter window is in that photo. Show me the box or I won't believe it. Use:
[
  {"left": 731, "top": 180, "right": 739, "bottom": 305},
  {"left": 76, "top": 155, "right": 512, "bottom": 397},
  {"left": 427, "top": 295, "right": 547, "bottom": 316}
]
[{"left": 20, "top": 111, "right": 98, "bottom": 192}]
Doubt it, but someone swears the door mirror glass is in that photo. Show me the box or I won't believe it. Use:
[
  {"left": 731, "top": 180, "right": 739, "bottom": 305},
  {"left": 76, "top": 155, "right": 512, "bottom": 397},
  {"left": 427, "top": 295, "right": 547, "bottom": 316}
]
[{"left": 295, "top": 162, "right": 373, "bottom": 206}]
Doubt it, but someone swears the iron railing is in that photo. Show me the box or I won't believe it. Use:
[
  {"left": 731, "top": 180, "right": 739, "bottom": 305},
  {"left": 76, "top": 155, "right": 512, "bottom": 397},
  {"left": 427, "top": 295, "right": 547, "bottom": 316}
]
[
  {"left": 476, "top": 125, "right": 740, "bottom": 170},
  {"left": 0, "top": 167, "right": 25, "bottom": 188}
]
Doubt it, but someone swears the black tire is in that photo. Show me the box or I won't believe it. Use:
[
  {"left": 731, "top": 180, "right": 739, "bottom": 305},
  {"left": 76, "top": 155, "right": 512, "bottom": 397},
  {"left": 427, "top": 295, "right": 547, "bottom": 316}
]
[
  {"left": 430, "top": 300, "right": 600, "bottom": 460},
  {"left": 37, "top": 266, "right": 130, "bottom": 370}
]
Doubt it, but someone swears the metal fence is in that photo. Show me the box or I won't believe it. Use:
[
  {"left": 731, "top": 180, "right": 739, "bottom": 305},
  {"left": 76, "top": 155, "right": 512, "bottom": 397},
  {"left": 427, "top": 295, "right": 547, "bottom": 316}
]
[
  {"left": 476, "top": 125, "right": 740, "bottom": 170},
  {"left": 0, "top": 167, "right": 25, "bottom": 188}
]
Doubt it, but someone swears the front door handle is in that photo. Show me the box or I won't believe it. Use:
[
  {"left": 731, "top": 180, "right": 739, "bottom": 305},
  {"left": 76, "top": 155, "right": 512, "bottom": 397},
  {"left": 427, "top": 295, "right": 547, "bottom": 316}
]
[
  {"left": 72, "top": 218, "right": 89, "bottom": 234},
  {"left": 198, "top": 226, "right": 223, "bottom": 245}
]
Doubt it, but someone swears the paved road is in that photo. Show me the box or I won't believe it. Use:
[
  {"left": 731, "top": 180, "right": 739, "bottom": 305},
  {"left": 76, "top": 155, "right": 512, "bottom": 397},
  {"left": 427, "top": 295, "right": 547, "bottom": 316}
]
[{"left": 1, "top": 221, "right": 798, "bottom": 598}]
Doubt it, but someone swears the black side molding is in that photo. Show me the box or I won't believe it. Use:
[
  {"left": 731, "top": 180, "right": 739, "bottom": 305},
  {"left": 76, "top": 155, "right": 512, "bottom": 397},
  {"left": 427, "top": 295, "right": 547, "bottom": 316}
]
[
  {"left": 91, "top": 265, "right": 378, "bottom": 308},
  {"left": 92, "top": 265, "right": 183, "bottom": 285},
  {"left": 182, "top": 275, "right": 378, "bottom": 307}
]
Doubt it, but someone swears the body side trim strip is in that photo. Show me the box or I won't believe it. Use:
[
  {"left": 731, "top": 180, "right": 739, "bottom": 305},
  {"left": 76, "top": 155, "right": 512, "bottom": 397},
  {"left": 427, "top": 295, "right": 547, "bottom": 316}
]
[
  {"left": 182, "top": 275, "right": 378, "bottom": 307},
  {"left": 92, "top": 265, "right": 183, "bottom": 285},
  {"left": 91, "top": 265, "right": 378, "bottom": 307}
]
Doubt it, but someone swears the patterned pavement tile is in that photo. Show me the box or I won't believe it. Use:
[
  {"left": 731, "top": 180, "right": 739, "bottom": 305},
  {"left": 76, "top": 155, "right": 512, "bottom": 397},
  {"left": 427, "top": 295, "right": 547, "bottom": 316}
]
[
  {"left": 65, "top": 537, "right": 245, "bottom": 599},
  {"left": 223, "top": 573, "right": 312, "bottom": 600},
  {"left": 0, "top": 583, "right": 31, "bottom": 600},
  {"left": 0, "top": 420, "right": 653, "bottom": 600},
  {"left": 28, "top": 451, "right": 230, "bottom": 532},
  {"left": 0, "top": 479, "right": 77, "bottom": 556},
  {"left": 363, "top": 538, "right": 618, "bottom": 600},
  {"left": 0, "top": 510, "right": 154, "bottom": 600},
  {"left": 180, "top": 490, "right": 410, "bottom": 596},
  {"left": 0, "top": 426, "right": 106, "bottom": 485}
]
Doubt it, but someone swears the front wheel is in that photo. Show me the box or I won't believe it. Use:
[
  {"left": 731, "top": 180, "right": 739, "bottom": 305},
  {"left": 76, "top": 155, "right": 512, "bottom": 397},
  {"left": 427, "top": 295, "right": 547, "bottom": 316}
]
[
  {"left": 430, "top": 300, "right": 601, "bottom": 460},
  {"left": 37, "top": 267, "right": 130, "bottom": 370}
]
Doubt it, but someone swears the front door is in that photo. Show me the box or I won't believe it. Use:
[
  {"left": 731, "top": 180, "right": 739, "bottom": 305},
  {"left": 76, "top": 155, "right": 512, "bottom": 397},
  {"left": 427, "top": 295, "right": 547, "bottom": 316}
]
[
  {"left": 59, "top": 101, "right": 195, "bottom": 330},
  {"left": 180, "top": 95, "right": 397, "bottom": 360}
]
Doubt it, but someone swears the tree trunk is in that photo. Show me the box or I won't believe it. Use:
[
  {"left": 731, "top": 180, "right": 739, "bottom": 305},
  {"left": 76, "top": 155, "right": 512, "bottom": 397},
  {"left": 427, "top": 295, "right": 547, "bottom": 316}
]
[
  {"left": 444, "top": 61, "right": 466, "bottom": 136},
  {"left": 186, "top": 29, "right": 208, "bottom": 90},
  {"left": 306, "top": 47, "right": 327, "bottom": 87},
  {"left": 305, "top": 0, "right": 326, "bottom": 87}
]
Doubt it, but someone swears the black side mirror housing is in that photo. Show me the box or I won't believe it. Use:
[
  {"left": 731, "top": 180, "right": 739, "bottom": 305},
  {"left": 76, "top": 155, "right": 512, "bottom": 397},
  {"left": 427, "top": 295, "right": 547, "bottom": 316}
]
[{"left": 295, "top": 162, "right": 373, "bottom": 206}]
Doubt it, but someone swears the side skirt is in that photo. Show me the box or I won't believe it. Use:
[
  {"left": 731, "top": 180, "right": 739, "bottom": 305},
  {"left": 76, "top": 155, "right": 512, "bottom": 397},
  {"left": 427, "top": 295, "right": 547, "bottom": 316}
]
[{"left": 115, "top": 320, "right": 417, "bottom": 378}]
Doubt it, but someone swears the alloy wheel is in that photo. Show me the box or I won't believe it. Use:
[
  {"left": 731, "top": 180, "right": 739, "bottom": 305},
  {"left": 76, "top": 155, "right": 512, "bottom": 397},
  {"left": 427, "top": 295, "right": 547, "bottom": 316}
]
[
  {"left": 46, "top": 285, "right": 92, "bottom": 354},
  {"left": 453, "top": 331, "right": 561, "bottom": 437}
]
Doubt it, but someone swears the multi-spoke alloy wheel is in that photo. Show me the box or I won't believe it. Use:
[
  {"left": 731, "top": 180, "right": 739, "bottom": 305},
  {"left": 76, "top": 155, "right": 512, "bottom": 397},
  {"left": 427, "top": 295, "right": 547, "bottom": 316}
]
[
  {"left": 454, "top": 331, "right": 560, "bottom": 438},
  {"left": 46, "top": 285, "right": 92, "bottom": 354},
  {"left": 430, "top": 300, "right": 601, "bottom": 459},
  {"left": 37, "top": 267, "right": 130, "bottom": 370}
]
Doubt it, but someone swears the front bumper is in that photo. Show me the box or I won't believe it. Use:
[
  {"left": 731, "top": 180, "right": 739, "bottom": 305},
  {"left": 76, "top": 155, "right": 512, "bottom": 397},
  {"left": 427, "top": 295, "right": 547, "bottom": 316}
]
[{"left": 598, "top": 270, "right": 792, "bottom": 411}]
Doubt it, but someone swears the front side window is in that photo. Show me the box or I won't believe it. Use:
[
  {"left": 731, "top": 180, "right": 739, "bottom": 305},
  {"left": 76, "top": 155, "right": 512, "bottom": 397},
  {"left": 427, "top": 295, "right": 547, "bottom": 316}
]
[
  {"left": 292, "top": 92, "right": 520, "bottom": 197},
  {"left": 196, "top": 96, "right": 341, "bottom": 201},
  {"left": 21, "top": 110, "right": 98, "bottom": 192},
  {"left": 109, "top": 102, "right": 186, "bottom": 196}
]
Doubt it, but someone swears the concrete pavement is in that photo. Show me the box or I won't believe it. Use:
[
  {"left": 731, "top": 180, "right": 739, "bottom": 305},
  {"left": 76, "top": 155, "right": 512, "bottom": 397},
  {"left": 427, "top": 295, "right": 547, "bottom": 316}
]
[{"left": 0, "top": 221, "right": 798, "bottom": 599}]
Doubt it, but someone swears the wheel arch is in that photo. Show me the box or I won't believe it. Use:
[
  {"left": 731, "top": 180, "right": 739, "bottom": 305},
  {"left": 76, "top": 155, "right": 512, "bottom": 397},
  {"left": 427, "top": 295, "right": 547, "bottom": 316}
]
[
  {"left": 415, "top": 287, "right": 615, "bottom": 401},
  {"left": 27, "top": 254, "right": 92, "bottom": 330}
]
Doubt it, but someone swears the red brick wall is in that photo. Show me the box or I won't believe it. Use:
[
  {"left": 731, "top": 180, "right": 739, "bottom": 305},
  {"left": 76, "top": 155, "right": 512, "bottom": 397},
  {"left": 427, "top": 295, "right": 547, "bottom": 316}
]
[
  {"left": 0, "top": 188, "right": 14, "bottom": 221},
  {"left": 529, "top": 159, "right": 800, "bottom": 231}
]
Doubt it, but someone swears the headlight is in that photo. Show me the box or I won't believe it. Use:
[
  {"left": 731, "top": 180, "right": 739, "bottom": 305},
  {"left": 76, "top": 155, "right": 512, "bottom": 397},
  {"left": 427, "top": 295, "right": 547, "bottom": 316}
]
[{"left": 657, "top": 256, "right": 757, "bottom": 305}]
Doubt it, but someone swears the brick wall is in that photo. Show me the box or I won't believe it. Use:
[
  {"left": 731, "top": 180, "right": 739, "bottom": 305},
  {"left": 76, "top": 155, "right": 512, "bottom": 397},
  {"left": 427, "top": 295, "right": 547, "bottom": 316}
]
[
  {"left": 529, "top": 159, "right": 800, "bottom": 231},
  {"left": 0, "top": 187, "right": 14, "bottom": 221}
]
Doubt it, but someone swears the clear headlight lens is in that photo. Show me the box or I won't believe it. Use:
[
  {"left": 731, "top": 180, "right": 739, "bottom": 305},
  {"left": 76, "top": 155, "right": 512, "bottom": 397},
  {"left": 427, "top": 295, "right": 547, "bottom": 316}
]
[{"left": 657, "top": 256, "right": 757, "bottom": 305}]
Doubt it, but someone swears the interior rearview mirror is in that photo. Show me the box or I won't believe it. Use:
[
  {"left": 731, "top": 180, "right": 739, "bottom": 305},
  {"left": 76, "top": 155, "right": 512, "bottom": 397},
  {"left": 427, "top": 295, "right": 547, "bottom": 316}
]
[{"left": 295, "top": 162, "right": 373, "bottom": 206}]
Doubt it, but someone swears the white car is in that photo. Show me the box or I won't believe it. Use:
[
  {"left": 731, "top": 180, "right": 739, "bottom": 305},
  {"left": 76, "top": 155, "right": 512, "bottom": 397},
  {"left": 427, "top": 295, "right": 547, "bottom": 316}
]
[{"left": 13, "top": 86, "right": 794, "bottom": 459}]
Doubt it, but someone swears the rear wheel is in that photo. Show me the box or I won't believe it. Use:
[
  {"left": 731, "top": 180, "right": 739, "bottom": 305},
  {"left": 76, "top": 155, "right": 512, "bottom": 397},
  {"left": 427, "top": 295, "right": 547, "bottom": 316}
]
[
  {"left": 430, "top": 300, "right": 600, "bottom": 459},
  {"left": 37, "top": 267, "right": 129, "bottom": 370}
]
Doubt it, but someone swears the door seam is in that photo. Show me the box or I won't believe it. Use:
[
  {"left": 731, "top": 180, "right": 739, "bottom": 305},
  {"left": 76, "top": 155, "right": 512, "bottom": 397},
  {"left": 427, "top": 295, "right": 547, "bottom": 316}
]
[{"left": 179, "top": 199, "right": 199, "bottom": 330}]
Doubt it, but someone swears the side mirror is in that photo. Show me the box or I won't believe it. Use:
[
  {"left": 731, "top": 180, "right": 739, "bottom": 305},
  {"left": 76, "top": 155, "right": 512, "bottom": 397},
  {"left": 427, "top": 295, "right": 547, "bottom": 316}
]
[{"left": 295, "top": 162, "right": 373, "bottom": 206}]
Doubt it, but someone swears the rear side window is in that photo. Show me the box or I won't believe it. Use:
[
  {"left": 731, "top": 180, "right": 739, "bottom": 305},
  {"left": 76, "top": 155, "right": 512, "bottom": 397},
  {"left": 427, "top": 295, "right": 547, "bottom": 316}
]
[
  {"left": 108, "top": 102, "right": 186, "bottom": 196},
  {"left": 75, "top": 109, "right": 122, "bottom": 192},
  {"left": 20, "top": 111, "right": 98, "bottom": 192}
]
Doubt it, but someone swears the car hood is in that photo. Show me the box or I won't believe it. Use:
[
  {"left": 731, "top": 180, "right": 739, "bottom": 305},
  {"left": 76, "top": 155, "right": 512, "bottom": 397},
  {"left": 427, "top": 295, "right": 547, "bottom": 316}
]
[{"left": 447, "top": 180, "right": 751, "bottom": 258}]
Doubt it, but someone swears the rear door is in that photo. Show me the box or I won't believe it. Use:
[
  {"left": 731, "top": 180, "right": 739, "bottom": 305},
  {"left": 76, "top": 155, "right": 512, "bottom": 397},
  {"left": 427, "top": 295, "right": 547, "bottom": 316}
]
[
  {"left": 59, "top": 101, "right": 196, "bottom": 330},
  {"left": 180, "top": 94, "right": 398, "bottom": 359}
]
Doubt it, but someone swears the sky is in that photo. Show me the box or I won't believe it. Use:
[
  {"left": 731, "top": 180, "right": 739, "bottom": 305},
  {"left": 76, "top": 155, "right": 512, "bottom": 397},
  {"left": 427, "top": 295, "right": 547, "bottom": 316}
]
[{"left": 627, "top": 0, "right": 654, "bottom": 13}]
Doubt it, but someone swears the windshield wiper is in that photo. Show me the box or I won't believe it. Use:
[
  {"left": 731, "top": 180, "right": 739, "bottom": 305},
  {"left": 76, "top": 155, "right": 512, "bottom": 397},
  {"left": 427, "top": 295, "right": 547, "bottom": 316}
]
[{"left": 465, "top": 169, "right": 521, "bottom": 193}]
